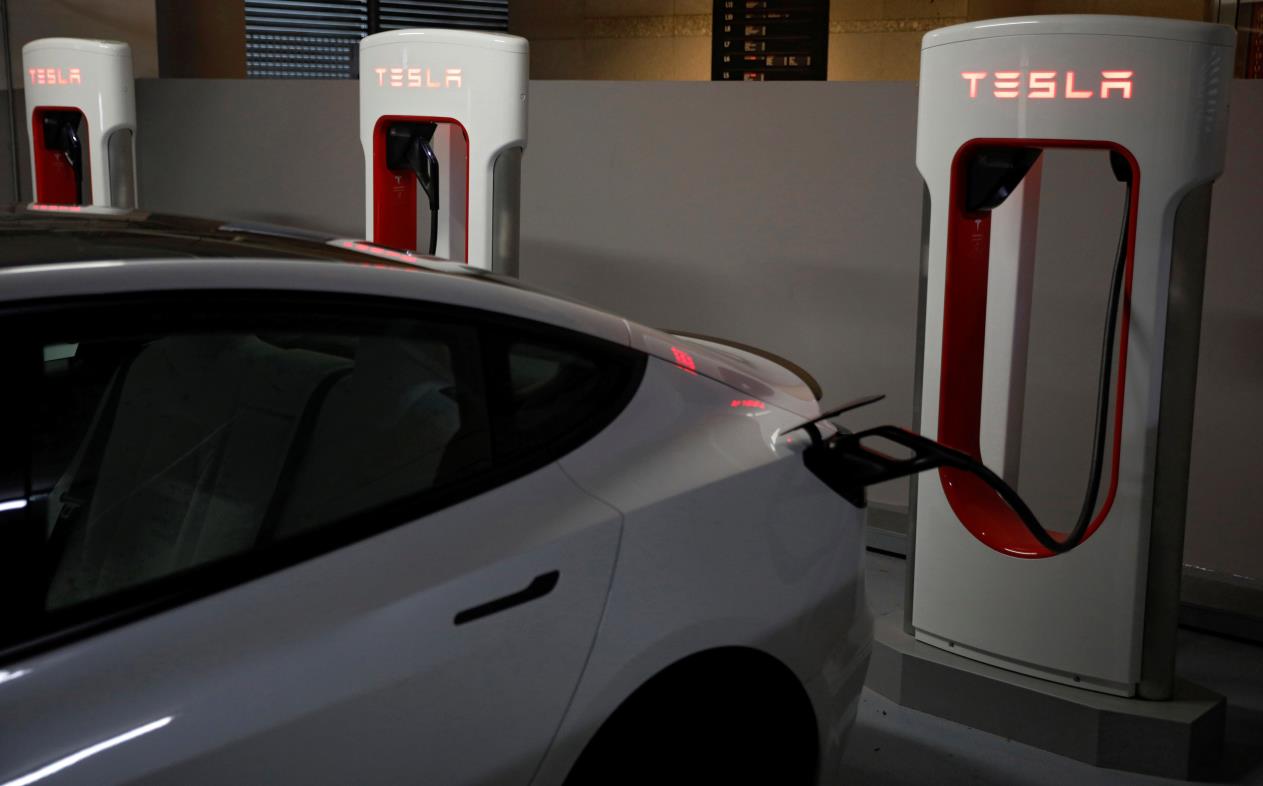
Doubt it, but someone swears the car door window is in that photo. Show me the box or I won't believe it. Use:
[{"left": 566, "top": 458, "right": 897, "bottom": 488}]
[
  {"left": 2, "top": 294, "right": 645, "bottom": 659},
  {"left": 11, "top": 297, "right": 492, "bottom": 649},
  {"left": 493, "top": 334, "right": 644, "bottom": 462}
]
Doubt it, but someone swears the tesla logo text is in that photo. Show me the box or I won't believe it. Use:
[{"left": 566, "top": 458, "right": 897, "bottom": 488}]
[
  {"left": 28, "top": 67, "right": 82, "bottom": 86},
  {"left": 960, "top": 70, "right": 1132, "bottom": 100},
  {"left": 375, "top": 67, "right": 463, "bottom": 89},
  {"left": 730, "top": 399, "right": 766, "bottom": 409}
]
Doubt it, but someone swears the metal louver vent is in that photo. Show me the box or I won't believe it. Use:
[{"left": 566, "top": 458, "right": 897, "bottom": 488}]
[
  {"left": 246, "top": 0, "right": 368, "bottom": 78},
  {"left": 377, "top": 1, "right": 508, "bottom": 32},
  {"left": 245, "top": 1, "right": 508, "bottom": 79}
]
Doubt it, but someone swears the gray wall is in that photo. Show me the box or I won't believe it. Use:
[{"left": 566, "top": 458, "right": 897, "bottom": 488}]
[
  {"left": 1185, "top": 82, "right": 1263, "bottom": 582},
  {"left": 136, "top": 79, "right": 363, "bottom": 233},
  {"left": 518, "top": 82, "right": 925, "bottom": 480},
  {"left": 2, "top": 0, "right": 159, "bottom": 89},
  {"left": 2, "top": 78, "right": 1261, "bottom": 589},
  {"left": 133, "top": 79, "right": 927, "bottom": 503}
]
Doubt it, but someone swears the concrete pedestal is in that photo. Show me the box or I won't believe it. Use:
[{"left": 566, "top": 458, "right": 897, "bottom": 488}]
[{"left": 868, "top": 615, "right": 1226, "bottom": 780}]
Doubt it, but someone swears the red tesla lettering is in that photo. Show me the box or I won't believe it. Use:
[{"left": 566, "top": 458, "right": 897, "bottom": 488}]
[
  {"left": 1100, "top": 70, "right": 1133, "bottom": 99},
  {"left": 960, "top": 69, "right": 1135, "bottom": 101},
  {"left": 730, "top": 399, "right": 766, "bottom": 409},
  {"left": 69, "top": 67, "right": 81, "bottom": 84},
  {"left": 993, "top": 71, "right": 1020, "bottom": 99},
  {"left": 1064, "top": 70, "right": 1093, "bottom": 99},
  {"left": 375, "top": 64, "right": 464, "bottom": 89},
  {"left": 961, "top": 72, "right": 987, "bottom": 99},
  {"left": 1028, "top": 71, "right": 1056, "bottom": 99}
]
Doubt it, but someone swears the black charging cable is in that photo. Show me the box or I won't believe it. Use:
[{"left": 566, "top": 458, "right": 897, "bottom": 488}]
[
  {"left": 385, "top": 122, "right": 441, "bottom": 255},
  {"left": 415, "top": 138, "right": 440, "bottom": 256},
  {"left": 801, "top": 150, "right": 1134, "bottom": 555},
  {"left": 1056, "top": 153, "right": 1132, "bottom": 550}
]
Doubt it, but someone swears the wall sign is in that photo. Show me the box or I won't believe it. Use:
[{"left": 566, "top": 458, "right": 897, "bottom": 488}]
[{"left": 712, "top": 1, "right": 828, "bottom": 81}]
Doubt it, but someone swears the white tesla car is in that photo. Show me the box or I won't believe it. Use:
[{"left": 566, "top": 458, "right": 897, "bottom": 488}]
[{"left": 0, "top": 206, "right": 872, "bottom": 786}]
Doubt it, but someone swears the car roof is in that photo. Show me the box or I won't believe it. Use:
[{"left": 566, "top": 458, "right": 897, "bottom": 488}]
[
  {"left": 0, "top": 205, "right": 633, "bottom": 347},
  {"left": 1, "top": 206, "right": 824, "bottom": 418},
  {"left": 0, "top": 205, "right": 432, "bottom": 269}
]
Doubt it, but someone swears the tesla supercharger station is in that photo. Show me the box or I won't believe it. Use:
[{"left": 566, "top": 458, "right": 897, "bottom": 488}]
[
  {"left": 359, "top": 29, "right": 527, "bottom": 275},
  {"left": 22, "top": 38, "right": 138, "bottom": 207},
  {"left": 910, "top": 16, "right": 1233, "bottom": 698}
]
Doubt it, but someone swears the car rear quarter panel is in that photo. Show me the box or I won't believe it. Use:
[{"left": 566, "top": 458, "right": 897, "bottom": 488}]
[{"left": 539, "top": 357, "right": 871, "bottom": 783}]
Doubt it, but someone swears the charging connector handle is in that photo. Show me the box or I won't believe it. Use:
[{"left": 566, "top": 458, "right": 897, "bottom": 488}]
[
  {"left": 804, "top": 424, "right": 1067, "bottom": 550},
  {"left": 385, "top": 122, "right": 441, "bottom": 255}
]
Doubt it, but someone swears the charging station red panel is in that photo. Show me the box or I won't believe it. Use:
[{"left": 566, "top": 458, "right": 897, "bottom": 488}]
[
  {"left": 31, "top": 107, "right": 86, "bottom": 205},
  {"left": 371, "top": 114, "right": 469, "bottom": 254},
  {"left": 938, "top": 138, "right": 1141, "bottom": 558}
]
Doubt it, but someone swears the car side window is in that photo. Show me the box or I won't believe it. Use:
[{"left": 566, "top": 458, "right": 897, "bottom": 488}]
[
  {"left": 494, "top": 333, "right": 641, "bottom": 462},
  {"left": 2, "top": 295, "right": 644, "bottom": 658},
  {"left": 19, "top": 300, "right": 491, "bottom": 633}
]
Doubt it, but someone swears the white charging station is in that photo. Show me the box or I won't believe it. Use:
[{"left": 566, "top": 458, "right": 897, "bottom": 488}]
[
  {"left": 359, "top": 29, "right": 527, "bottom": 275},
  {"left": 910, "top": 16, "right": 1233, "bottom": 698},
  {"left": 22, "top": 38, "right": 138, "bottom": 208}
]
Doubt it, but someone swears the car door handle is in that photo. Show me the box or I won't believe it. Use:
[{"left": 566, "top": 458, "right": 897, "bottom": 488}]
[{"left": 453, "top": 571, "right": 560, "bottom": 626}]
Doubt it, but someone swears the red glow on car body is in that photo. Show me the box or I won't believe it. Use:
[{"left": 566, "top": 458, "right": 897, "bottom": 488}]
[{"left": 671, "top": 346, "right": 697, "bottom": 373}]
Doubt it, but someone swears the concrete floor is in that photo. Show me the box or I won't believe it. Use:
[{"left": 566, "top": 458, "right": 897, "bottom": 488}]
[{"left": 839, "top": 552, "right": 1263, "bottom": 785}]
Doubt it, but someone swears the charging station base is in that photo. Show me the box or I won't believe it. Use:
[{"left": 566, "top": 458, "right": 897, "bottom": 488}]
[{"left": 868, "top": 615, "right": 1226, "bottom": 780}]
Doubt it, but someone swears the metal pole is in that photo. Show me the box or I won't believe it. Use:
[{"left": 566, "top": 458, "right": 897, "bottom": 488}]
[{"left": 1, "top": 0, "right": 21, "bottom": 202}]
